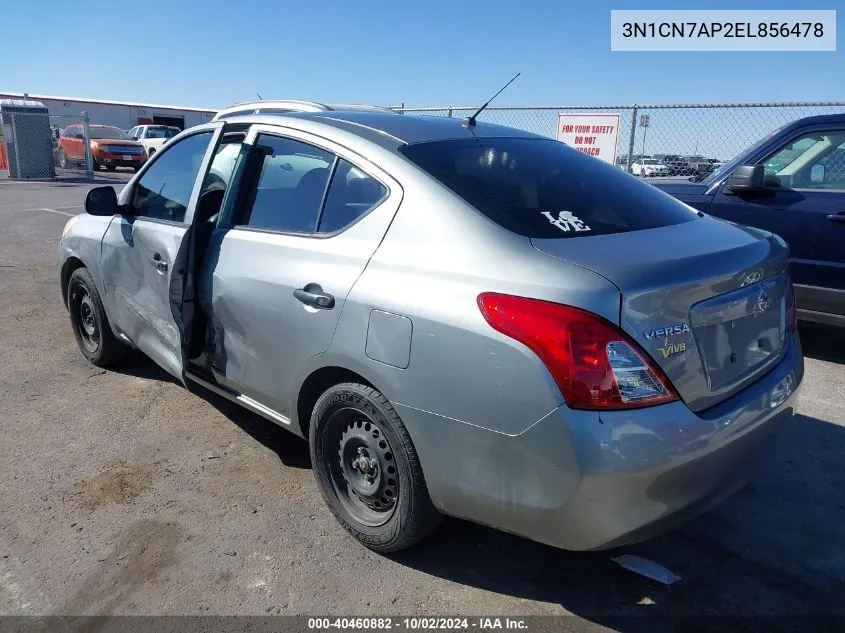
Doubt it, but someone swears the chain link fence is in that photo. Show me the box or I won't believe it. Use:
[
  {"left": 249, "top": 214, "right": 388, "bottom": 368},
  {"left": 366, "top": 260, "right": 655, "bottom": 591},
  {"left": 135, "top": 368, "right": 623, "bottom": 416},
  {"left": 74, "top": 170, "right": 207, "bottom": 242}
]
[
  {"left": 51, "top": 114, "right": 94, "bottom": 179},
  {"left": 0, "top": 99, "right": 96, "bottom": 181},
  {"left": 391, "top": 102, "right": 845, "bottom": 179}
]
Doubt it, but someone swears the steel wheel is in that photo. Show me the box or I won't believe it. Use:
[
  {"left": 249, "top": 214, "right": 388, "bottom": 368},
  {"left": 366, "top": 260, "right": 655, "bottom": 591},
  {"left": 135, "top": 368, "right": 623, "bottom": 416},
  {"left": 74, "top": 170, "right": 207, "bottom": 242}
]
[
  {"left": 66, "top": 267, "right": 127, "bottom": 367},
  {"left": 59, "top": 150, "right": 68, "bottom": 169},
  {"left": 324, "top": 407, "right": 399, "bottom": 527},
  {"left": 70, "top": 283, "right": 100, "bottom": 354},
  {"left": 310, "top": 383, "right": 442, "bottom": 552}
]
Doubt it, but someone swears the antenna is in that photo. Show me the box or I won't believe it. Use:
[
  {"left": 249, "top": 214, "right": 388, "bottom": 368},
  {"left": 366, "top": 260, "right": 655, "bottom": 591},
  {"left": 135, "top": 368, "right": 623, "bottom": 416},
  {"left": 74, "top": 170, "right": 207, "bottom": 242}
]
[
  {"left": 256, "top": 92, "right": 263, "bottom": 100},
  {"left": 462, "top": 73, "right": 521, "bottom": 129}
]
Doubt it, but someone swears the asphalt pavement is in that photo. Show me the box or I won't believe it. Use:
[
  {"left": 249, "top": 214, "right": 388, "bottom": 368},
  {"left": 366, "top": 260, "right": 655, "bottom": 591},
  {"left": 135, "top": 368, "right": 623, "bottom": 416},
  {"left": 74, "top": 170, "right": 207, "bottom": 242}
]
[{"left": 1, "top": 179, "right": 844, "bottom": 631}]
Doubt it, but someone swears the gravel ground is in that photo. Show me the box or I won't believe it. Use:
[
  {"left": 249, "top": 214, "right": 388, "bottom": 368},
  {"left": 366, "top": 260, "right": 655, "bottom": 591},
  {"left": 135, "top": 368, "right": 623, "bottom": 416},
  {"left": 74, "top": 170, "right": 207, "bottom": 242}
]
[{"left": 1, "top": 180, "right": 844, "bottom": 631}]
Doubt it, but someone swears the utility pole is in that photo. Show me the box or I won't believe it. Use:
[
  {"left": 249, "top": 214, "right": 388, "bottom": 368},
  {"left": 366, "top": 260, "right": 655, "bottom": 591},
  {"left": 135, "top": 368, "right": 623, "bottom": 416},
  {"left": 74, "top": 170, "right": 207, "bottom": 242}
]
[{"left": 639, "top": 114, "right": 649, "bottom": 175}]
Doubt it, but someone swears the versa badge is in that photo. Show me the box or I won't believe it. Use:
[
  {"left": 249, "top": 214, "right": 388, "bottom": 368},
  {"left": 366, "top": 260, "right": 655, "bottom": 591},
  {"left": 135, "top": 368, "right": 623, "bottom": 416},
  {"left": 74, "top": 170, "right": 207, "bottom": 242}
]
[{"left": 644, "top": 323, "right": 690, "bottom": 340}]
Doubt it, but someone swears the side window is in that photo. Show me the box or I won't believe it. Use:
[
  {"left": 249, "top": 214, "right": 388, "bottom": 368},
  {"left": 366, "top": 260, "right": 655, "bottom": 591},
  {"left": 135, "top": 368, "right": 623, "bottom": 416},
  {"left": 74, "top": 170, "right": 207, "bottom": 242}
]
[
  {"left": 317, "top": 160, "right": 387, "bottom": 233},
  {"left": 203, "top": 140, "right": 244, "bottom": 191},
  {"left": 193, "top": 138, "right": 245, "bottom": 225},
  {"left": 762, "top": 129, "right": 845, "bottom": 189},
  {"left": 130, "top": 132, "right": 213, "bottom": 222},
  {"left": 812, "top": 144, "right": 845, "bottom": 189},
  {"left": 236, "top": 135, "right": 334, "bottom": 233}
]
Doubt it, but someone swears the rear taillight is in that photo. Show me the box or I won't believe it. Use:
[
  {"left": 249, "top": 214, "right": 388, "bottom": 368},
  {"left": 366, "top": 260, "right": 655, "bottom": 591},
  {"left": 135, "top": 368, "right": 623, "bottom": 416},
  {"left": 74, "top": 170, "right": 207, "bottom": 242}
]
[{"left": 477, "top": 293, "right": 678, "bottom": 410}]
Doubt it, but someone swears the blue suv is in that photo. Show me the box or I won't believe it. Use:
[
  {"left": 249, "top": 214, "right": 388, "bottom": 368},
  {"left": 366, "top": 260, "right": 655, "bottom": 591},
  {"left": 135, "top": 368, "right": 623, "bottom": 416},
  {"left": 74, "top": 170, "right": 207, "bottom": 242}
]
[{"left": 653, "top": 114, "right": 845, "bottom": 327}]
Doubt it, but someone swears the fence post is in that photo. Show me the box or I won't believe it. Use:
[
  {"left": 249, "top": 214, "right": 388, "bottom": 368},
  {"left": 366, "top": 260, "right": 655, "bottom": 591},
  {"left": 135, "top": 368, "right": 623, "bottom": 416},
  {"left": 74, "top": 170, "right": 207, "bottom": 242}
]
[
  {"left": 626, "top": 105, "right": 638, "bottom": 174},
  {"left": 11, "top": 116, "right": 21, "bottom": 179},
  {"left": 82, "top": 111, "right": 93, "bottom": 182}
]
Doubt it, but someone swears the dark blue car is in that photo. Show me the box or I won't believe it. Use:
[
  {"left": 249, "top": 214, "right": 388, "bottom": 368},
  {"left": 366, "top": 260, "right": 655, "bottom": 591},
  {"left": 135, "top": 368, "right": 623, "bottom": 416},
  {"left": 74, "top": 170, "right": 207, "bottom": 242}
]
[{"left": 653, "top": 114, "right": 845, "bottom": 327}]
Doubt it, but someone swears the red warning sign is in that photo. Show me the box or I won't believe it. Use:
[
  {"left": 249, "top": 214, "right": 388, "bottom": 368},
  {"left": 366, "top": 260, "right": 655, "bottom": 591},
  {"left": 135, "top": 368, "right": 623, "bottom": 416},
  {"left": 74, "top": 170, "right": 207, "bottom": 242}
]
[{"left": 556, "top": 113, "right": 620, "bottom": 164}]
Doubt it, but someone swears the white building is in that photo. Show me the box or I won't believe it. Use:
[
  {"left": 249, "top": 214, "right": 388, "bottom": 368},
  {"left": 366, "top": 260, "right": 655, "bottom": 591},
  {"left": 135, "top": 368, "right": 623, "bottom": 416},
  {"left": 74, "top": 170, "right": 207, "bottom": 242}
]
[{"left": 0, "top": 91, "right": 217, "bottom": 130}]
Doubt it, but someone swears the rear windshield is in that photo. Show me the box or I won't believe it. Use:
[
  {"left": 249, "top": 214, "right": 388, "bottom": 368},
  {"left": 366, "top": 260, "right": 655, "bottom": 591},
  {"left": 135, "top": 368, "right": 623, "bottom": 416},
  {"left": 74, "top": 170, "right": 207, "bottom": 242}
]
[
  {"left": 400, "top": 138, "right": 697, "bottom": 238},
  {"left": 147, "top": 126, "right": 179, "bottom": 139}
]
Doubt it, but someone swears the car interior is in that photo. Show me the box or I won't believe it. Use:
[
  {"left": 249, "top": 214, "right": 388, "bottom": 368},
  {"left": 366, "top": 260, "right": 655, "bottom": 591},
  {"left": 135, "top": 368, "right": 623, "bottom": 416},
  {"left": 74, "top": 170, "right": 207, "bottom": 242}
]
[
  {"left": 184, "top": 127, "right": 387, "bottom": 363},
  {"left": 766, "top": 132, "right": 845, "bottom": 189}
]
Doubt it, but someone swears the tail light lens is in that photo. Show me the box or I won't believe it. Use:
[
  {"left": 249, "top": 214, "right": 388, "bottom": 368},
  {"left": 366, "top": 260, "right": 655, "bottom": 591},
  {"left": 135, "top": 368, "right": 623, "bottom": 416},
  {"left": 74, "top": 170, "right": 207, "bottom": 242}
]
[{"left": 477, "top": 293, "right": 678, "bottom": 410}]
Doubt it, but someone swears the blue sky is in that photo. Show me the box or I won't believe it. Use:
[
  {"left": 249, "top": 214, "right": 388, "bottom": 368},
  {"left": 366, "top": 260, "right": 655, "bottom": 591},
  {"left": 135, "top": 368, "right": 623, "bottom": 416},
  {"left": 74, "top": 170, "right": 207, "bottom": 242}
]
[{"left": 3, "top": 0, "right": 842, "bottom": 109}]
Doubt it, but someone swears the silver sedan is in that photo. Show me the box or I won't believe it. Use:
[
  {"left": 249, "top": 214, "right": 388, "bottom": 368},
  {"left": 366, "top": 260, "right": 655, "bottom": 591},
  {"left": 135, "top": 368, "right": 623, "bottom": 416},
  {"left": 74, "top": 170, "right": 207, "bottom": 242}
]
[{"left": 59, "top": 111, "right": 803, "bottom": 553}]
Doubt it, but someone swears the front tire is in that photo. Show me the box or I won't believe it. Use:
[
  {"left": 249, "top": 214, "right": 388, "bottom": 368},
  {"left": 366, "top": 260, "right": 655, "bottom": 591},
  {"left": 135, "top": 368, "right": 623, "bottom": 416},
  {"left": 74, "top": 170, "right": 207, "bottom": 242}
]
[
  {"left": 310, "top": 383, "right": 441, "bottom": 553},
  {"left": 67, "top": 268, "right": 127, "bottom": 367}
]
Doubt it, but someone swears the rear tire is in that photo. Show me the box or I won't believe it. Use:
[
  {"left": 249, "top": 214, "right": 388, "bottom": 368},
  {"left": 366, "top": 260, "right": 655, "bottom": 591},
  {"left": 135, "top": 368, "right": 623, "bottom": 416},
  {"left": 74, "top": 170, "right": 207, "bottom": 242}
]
[
  {"left": 67, "top": 268, "right": 127, "bottom": 367},
  {"left": 310, "top": 382, "right": 441, "bottom": 553}
]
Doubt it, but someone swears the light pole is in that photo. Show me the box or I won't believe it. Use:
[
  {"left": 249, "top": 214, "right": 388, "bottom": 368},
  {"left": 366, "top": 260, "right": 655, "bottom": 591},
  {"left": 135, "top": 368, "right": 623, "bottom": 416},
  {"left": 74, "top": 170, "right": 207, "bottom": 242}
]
[{"left": 639, "top": 114, "right": 649, "bottom": 176}]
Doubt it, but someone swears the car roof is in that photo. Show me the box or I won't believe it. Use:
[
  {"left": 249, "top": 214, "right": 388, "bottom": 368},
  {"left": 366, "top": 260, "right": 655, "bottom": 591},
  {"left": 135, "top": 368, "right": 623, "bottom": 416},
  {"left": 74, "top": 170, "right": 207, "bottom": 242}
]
[{"left": 221, "top": 110, "right": 545, "bottom": 150}]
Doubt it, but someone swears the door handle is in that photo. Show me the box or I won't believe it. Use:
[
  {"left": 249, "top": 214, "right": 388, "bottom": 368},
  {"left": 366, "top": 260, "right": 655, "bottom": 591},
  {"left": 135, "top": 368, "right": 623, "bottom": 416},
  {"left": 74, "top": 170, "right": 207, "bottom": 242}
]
[
  {"left": 294, "top": 285, "right": 335, "bottom": 309},
  {"left": 151, "top": 253, "right": 168, "bottom": 272},
  {"left": 827, "top": 214, "right": 845, "bottom": 224}
]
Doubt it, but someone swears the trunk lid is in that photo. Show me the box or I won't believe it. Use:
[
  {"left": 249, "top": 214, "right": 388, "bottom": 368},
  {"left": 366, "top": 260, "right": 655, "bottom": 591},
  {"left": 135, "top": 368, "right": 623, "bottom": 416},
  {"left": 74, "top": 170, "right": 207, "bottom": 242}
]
[{"left": 532, "top": 215, "right": 793, "bottom": 412}]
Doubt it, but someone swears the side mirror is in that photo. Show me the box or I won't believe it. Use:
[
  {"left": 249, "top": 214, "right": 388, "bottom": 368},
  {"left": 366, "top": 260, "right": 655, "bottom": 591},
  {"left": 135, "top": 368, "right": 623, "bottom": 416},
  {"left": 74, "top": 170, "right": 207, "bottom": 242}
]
[
  {"left": 85, "top": 186, "right": 118, "bottom": 216},
  {"left": 725, "top": 164, "right": 765, "bottom": 193},
  {"left": 810, "top": 164, "right": 825, "bottom": 184}
]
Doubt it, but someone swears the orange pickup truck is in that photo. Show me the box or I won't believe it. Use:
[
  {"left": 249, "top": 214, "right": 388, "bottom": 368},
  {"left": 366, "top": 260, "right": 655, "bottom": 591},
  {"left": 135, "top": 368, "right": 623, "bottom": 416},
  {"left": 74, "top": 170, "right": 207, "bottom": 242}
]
[{"left": 57, "top": 124, "right": 146, "bottom": 172}]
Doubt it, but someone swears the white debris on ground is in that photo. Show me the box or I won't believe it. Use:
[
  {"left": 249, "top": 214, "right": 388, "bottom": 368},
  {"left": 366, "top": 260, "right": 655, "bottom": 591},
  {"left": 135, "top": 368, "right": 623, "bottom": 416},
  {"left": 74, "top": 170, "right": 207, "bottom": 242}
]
[{"left": 612, "top": 555, "right": 682, "bottom": 585}]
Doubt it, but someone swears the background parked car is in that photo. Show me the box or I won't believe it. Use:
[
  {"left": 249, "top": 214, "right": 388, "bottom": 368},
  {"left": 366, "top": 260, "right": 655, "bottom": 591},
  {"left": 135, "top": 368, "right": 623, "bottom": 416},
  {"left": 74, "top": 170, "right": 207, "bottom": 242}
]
[
  {"left": 127, "top": 124, "right": 181, "bottom": 158},
  {"left": 652, "top": 153, "right": 690, "bottom": 175},
  {"left": 56, "top": 124, "right": 146, "bottom": 172},
  {"left": 653, "top": 113, "right": 845, "bottom": 327},
  {"left": 684, "top": 155, "right": 723, "bottom": 178},
  {"left": 631, "top": 157, "right": 670, "bottom": 177}
]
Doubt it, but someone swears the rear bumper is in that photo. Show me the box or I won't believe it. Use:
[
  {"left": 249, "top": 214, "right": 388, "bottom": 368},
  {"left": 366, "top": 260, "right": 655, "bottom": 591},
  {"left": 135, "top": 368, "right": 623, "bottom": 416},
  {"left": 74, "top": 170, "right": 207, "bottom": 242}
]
[
  {"left": 98, "top": 154, "right": 146, "bottom": 167},
  {"left": 400, "top": 335, "right": 803, "bottom": 551}
]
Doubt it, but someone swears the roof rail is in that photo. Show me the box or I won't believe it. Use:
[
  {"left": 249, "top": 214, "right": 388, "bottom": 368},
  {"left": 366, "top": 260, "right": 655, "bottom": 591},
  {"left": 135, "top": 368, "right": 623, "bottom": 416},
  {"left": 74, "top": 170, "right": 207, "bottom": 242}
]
[{"left": 212, "top": 100, "right": 395, "bottom": 121}]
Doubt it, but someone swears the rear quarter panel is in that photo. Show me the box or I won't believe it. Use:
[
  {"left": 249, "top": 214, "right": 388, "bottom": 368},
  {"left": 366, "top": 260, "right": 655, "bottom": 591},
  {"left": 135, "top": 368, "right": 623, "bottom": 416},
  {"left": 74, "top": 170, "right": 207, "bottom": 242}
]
[{"left": 326, "top": 171, "right": 621, "bottom": 437}]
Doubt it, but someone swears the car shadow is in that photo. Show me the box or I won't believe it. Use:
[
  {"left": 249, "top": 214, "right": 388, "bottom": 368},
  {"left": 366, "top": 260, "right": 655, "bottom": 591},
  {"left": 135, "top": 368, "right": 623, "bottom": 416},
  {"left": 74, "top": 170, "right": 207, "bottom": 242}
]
[
  {"left": 110, "top": 351, "right": 311, "bottom": 470},
  {"left": 111, "top": 352, "right": 845, "bottom": 629},
  {"left": 798, "top": 321, "right": 845, "bottom": 364},
  {"left": 390, "top": 410, "right": 845, "bottom": 629}
]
